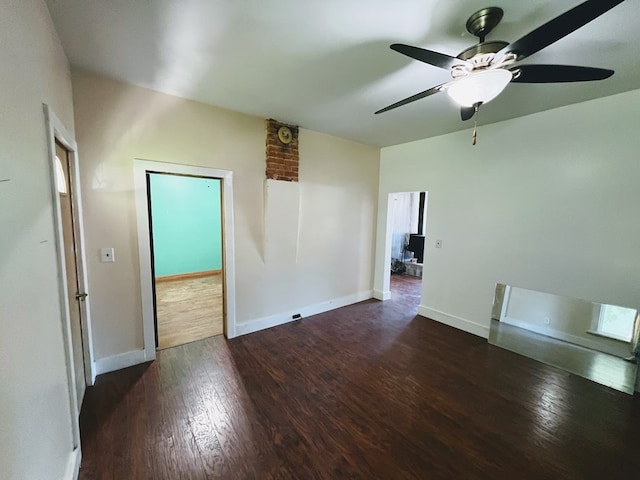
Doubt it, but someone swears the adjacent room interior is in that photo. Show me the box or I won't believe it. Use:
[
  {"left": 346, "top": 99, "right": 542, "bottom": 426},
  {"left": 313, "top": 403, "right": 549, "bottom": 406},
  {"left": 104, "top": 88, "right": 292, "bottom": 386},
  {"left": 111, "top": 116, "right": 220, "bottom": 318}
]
[
  {"left": 2, "top": 1, "right": 639, "bottom": 479},
  {"left": 148, "top": 172, "right": 224, "bottom": 349},
  {"left": 387, "top": 191, "right": 427, "bottom": 307}
]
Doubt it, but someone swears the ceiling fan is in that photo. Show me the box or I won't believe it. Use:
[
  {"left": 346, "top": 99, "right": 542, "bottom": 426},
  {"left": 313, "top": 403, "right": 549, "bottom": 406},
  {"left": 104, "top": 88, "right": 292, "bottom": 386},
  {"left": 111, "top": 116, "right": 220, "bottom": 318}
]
[{"left": 375, "top": 0, "right": 625, "bottom": 127}]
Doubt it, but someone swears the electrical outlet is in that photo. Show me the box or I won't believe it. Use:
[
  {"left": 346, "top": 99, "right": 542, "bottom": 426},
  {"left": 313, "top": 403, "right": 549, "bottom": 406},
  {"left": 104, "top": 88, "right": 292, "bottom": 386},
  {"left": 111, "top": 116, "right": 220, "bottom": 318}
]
[{"left": 544, "top": 317, "right": 551, "bottom": 325}]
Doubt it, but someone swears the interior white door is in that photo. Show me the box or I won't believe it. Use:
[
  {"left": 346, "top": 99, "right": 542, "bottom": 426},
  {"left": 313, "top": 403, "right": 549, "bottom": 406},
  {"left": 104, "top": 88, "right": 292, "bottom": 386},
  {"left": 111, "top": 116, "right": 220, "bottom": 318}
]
[{"left": 55, "top": 140, "right": 86, "bottom": 410}]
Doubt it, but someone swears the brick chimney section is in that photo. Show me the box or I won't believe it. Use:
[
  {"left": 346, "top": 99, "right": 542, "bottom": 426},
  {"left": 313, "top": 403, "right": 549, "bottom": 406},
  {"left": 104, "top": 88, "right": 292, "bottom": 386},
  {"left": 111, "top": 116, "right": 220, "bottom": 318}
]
[{"left": 266, "top": 119, "right": 299, "bottom": 182}]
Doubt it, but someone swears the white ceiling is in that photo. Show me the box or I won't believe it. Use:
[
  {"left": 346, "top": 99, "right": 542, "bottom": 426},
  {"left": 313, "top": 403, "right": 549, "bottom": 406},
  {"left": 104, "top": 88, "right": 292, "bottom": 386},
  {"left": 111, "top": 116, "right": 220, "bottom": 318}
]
[{"left": 45, "top": 0, "right": 639, "bottom": 147}]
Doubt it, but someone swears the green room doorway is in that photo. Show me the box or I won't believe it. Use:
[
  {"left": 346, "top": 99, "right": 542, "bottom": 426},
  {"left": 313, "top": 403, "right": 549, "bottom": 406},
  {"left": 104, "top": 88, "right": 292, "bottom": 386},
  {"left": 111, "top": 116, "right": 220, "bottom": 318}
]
[{"left": 148, "top": 173, "right": 224, "bottom": 349}]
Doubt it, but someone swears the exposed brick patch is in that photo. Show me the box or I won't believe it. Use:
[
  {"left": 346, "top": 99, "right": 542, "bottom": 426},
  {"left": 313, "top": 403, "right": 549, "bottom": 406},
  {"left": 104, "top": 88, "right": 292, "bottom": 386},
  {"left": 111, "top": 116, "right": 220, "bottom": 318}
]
[{"left": 266, "top": 119, "right": 299, "bottom": 182}]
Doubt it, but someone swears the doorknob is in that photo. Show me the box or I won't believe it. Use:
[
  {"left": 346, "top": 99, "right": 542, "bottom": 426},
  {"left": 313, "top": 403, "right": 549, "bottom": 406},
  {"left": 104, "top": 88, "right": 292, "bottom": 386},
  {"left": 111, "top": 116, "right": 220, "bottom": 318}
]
[{"left": 75, "top": 292, "right": 88, "bottom": 301}]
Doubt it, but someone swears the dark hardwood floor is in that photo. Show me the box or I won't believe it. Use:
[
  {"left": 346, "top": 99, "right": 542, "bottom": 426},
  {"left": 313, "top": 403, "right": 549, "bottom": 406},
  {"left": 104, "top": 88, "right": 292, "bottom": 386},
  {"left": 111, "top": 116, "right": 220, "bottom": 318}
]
[{"left": 79, "top": 275, "right": 640, "bottom": 479}]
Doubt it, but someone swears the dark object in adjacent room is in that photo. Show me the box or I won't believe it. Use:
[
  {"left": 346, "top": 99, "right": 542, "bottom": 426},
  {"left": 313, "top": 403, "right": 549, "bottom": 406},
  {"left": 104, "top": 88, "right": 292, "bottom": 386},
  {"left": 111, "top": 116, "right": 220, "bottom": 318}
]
[{"left": 408, "top": 234, "right": 425, "bottom": 263}]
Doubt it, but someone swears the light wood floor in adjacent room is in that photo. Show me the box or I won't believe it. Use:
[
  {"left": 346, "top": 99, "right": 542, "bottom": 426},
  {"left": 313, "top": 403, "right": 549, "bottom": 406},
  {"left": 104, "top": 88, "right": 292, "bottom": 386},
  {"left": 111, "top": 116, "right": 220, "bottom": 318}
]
[{"left": 155, "top": 274, "right": 223, "bottom": 350}]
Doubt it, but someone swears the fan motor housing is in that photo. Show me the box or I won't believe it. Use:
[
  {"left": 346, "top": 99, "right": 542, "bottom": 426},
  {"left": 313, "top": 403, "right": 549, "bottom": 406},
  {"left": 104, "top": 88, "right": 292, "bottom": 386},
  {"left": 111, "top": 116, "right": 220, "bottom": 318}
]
[{"left": 457, "top": 40, "right": 509, "bottom": 61}]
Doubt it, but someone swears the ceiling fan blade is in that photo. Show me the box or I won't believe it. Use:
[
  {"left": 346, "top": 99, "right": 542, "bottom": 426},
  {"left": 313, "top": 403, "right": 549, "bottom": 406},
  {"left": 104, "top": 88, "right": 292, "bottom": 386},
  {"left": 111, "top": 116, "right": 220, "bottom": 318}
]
[
  {"left": 461, "top": 106, "right": 475, "bottom": 121},
  {"left": 375, "top": 84, "right": 445, "bottom": 114},
  {"left": 511, "top": 65, "right": 614, "bottom": 83},
  {"left": 499, "top": 0, "right": 624, "bottom": 61},
  {"left": 391, "top": 44, "right": 470, "bottom": 70}
]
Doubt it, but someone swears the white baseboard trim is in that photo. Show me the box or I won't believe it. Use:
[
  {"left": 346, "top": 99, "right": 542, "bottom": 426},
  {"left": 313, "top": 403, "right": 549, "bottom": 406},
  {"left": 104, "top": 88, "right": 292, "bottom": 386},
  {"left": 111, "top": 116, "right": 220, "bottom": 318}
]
[
  {"left": 94, "top": 349, "right": 147, "bottom": 376},
  {"left": 373, "top": 289, "right": 391, "bottom": 301},
  {"left": 418, "top": 306, "right": 490, "bottom": 339},
  {"left": 501, "top": 316, "right": 629, "bottom": 358},
  {"left": 235, "top": 290, "right": 373, "bottom": 337},
  {"left": 64, "top": 447, "right": 81, "bottom": 480}
]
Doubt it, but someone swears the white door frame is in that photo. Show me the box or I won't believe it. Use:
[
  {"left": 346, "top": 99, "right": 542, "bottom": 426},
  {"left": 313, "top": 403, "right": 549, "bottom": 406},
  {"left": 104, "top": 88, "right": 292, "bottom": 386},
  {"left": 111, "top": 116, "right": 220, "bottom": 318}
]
[
  {"left": 44, "top": 104, "right": 96, "bottom": 452},
  {"left": 133, "top": 159, "right": 237, "bottom": 361},
  {"left": 374, "top": 191, "right": 427, "bottom": 301}
]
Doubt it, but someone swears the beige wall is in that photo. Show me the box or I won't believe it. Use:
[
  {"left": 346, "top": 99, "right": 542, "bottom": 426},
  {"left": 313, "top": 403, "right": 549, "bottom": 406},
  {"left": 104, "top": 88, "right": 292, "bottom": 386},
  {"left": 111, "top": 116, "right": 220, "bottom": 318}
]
[
  {"left": 375, "top": 89, "right": 640, "bottom": 338},
  {"left": 0, "top": 1, "right": 78, "bottom": 479},
  {"left": 71, "top": 69, "right": 379, "bottom": 362}
]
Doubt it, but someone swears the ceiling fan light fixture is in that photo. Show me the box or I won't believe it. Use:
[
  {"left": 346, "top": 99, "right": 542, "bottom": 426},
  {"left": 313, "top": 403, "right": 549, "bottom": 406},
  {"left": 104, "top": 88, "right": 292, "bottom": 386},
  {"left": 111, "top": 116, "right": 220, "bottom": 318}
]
[{"left": 446, "top": 69, "right": 512, "bottom": 107}]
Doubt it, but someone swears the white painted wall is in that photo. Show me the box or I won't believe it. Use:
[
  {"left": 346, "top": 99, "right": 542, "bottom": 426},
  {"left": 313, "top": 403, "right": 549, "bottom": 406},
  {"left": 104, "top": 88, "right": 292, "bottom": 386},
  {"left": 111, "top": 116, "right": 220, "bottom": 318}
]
[
  {"left": 0, "top": 1, "right": 79, "bottom": 479},
  {"left": 375, "top": 89, "right": 640, "bottom": 338},
  {"left": 71, "top": 70, "right": 379, "bottom": 364}
]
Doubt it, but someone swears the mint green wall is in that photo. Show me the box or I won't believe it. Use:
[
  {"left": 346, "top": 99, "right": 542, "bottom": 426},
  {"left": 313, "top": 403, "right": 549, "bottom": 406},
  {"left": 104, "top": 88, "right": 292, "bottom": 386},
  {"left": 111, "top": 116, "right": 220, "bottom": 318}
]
[{"left": 149, "top": 173, "right": 222, "bottom": 277}]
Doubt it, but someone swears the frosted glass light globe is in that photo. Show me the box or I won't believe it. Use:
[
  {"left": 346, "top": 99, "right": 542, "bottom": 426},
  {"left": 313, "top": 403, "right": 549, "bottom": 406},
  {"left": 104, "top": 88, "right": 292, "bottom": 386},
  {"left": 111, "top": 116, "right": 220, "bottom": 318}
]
[{"left": 446, "top": 69, "right": 513, "bottom": 107}]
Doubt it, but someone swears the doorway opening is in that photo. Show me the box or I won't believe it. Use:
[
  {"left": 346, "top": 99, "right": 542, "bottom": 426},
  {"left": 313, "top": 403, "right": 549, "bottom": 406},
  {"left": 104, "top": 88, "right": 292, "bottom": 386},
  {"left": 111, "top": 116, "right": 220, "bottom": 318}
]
[
  {"left": 148, "top": 173, "right": 224, "bottom": 349},
  {"left": 386, "top": 191, "right": 427, "bottom": 309},
  {"left": 134, "top": 160, "right": 237, "bottom": 362}
]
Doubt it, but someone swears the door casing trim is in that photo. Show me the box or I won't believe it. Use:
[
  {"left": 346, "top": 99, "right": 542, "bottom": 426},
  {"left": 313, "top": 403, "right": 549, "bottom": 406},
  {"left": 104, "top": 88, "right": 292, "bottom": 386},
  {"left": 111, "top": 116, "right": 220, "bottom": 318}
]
[
  {"left": 44, "top": 104, "right": 96, "bottom": 453},
  {"left": 133, "top": 159, "right": 237, "bottom": 362}
]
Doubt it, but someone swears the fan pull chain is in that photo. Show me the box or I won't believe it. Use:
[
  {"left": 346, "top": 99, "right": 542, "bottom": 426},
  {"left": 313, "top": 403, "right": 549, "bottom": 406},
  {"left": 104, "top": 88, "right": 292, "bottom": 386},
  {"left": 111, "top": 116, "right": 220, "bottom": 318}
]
[
  {"left": 472, "top": 119, "right": 477, "bottom": 146},
  {"left": 472, "top": 103, "right": 480, "bottom": 146}
]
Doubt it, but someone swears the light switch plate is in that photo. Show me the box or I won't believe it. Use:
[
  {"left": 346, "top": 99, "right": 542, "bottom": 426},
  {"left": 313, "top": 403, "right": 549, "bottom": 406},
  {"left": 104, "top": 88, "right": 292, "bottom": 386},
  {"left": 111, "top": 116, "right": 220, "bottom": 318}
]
[
  {"left": 100, "top": 247, "right": 115, "bottom": 263},
  {"left": 435, "top": 239, "right": 442, "bottom": 248}
]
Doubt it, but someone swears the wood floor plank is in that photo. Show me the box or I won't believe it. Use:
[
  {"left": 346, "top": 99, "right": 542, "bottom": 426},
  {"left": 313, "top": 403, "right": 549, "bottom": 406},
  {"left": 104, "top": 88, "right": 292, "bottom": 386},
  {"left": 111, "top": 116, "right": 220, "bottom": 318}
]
[
  {"left": 79, "top": 275, "right": 640, "bottom": 479},
  {"left": 156, "top": 275, "right": 223, "bottom": 350}
]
